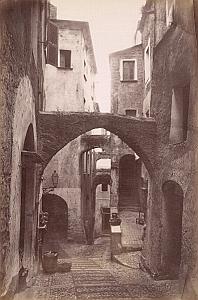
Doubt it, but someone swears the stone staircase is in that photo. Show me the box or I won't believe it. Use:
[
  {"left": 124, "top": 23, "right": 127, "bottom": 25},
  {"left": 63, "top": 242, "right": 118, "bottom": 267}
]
[{"left": 119, "top": 210, "right": 143, "bottom": 251}]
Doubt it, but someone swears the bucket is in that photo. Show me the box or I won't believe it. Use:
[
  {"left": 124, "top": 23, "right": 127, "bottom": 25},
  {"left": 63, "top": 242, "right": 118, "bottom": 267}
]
[{"left": 42, "top": 251, "right": 58, "bottom": 273}]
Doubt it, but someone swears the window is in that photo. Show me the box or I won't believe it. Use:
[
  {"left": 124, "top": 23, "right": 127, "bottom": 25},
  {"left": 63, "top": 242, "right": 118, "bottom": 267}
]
[
  {"left": 120, "top": 59, "right": 137, "bottom": 81},
  {"left": 169, "top": 85, "right": 190, "bottom": 144},
  {"left": 144, "top": 40, "right": 150, "bottom": 84},
  {"left": 59, "top": 50, "right": 71, "bottom": 68},
  {"left": 166, "top": 0, "right": 175, "bottom": 27},
  {"left": 102, "top": 184, "right": 108, "bottom": 192}
]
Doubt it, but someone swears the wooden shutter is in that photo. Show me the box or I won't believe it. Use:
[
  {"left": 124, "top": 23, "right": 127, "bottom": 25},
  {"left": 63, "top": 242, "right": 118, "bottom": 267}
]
[{"left": 47, "top": 21, "right": 58, "bottom": 67}]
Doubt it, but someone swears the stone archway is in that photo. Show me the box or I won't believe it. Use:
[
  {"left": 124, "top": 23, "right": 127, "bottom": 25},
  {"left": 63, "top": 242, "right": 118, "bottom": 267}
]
[
  {"left": 161, "top": 180, "right": 183, "bottom": 278},
  {"left": 42, "top": 194, "right": 68, "bottom": 254},
  {"left": 38, "top": 112, "right": 157, "bottom": 175}
]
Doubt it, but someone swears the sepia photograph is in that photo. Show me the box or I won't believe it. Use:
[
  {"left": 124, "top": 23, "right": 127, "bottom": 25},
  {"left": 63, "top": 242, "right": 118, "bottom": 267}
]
[{"left": 0, "top": 0, "right": 198, "bottom": 299}]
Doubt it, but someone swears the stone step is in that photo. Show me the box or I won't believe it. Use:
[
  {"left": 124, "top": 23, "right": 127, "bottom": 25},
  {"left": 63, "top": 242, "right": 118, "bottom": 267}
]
[{"left": 119, "top": 206, "right": 140, "bottom": 212}]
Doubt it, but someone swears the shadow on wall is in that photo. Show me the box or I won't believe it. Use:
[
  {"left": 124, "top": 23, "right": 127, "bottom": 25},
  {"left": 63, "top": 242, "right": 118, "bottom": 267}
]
[{"left": 161, "top": 180, "right": 183, "bottom": 279}]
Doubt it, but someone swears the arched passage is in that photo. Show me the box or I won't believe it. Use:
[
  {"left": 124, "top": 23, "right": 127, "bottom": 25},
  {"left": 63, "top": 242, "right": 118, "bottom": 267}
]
[
  {"left": 20, "top": 124, "right": 36, "bottom": 270},
  {"left": 42, "top": 194, "right": 68, "bottom": 241},
  {"left": 118, "top": 154, "right": 140, "bottom": 209},
  {"left": 162, "top": 180, "right": 183, "bottom": 278},
  {"left": 38, "top": 112, "right": 157, "bottom": 175}
]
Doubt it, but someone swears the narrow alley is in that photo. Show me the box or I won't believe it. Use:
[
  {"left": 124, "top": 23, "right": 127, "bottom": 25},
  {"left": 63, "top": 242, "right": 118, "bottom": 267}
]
[{"left": 14, "top": 218, "right": 182, "bottom": 300}]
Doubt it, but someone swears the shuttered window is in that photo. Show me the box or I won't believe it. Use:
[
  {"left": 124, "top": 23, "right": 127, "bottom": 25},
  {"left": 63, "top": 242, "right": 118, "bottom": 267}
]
[{"left": 47, "top": 21, "right": 58, "bottom": 67}]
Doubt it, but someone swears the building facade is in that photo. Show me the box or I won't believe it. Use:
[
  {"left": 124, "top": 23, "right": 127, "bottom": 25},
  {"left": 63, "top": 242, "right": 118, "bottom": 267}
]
[
  {"left": 42, "top": 16, "right": 101, "bottom": 243},
  {"left": 109, "top": 44, "right": 144, "bottom": 212}
]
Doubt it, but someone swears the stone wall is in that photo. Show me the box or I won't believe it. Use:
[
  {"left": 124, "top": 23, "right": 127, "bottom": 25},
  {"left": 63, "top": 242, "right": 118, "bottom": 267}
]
[
  {"left": 141, "top": 0, "right": 198, "bottom": 281},
  {"left": 38, "top": 112, "right": 157, "bottom": 175},
  {"left": 0, "top": 1, "right": 45, "bottom": 297}
]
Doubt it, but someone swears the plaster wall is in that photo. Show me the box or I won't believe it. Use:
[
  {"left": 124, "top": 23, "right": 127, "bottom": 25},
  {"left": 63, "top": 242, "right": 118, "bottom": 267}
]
[
  {"left": 44, "top": 27, "right": 95, "bottom": 112},
  {"left": 43, "top": 138, "right": 84, "bottom": 240}
]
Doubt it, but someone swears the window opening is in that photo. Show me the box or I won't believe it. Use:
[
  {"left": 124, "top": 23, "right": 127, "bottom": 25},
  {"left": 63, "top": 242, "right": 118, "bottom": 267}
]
[
  {"left": 60, "top": 50, "right": 71, "bottom": 68},
  {"left": 120, "top": 59, "right": 137, "bottom": 81}
]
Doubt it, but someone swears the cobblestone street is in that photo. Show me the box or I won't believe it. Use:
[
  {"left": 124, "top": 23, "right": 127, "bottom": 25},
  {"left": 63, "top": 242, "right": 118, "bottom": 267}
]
[{"left": 15, "top": 236, "right": 183, "bottom": 300}]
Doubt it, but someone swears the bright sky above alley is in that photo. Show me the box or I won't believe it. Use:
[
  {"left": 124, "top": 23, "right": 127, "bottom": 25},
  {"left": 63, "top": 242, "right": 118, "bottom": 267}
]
[{"left": 51, "top": 0, "right": 145, "bottom": 112}]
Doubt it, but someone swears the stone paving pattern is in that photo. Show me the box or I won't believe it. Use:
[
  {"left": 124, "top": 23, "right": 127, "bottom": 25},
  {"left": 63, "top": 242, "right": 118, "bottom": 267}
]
[
  {"left": 14, "top": 214, "right": 183, "bottom": 300},
  {"left": 14, "top": 235, "right": 183, "bottom": 300}
]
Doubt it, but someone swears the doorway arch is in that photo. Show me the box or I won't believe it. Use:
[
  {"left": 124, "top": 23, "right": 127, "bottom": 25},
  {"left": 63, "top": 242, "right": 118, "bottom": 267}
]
[
  {"left": 162, "top": 180, "right": 183, "bottom": 278},
  {"left": 118, "top": 154, "right": 140, "bottom": 209},
  {"left": 42, "top": 194, "right": 68, "bottom": 241}
]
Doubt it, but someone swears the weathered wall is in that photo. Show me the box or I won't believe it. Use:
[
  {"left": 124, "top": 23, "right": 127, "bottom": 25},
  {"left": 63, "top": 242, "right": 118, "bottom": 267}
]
[
  {"left": 46, "top": 189, "right": 84, "bottom": 241},
  {"left": 139, "top": 0, "right": 155, "bottom": 116},
  {"left": 141, "top": 0, "right": 198, "bottom": 281},
  {"left": 44, "top": 28, "right": 85, "bottom": 112},
  {"left": 0, "top": 1, "right": 45, "bottom": 296},
  {"left": 43, "top": 20, "right": 97, "bottom": 243},
  {"left": 43, "top": 138, "right": 85, "bottom": 240},
  {"left": 110, "top": 45, "right": 144, "bottom": 115},
  {"left": 44, "top": 24, "right": 96, "bottom": 112},
  {"left": 8, "top": 77, "right": 37, "bottom": 289}
]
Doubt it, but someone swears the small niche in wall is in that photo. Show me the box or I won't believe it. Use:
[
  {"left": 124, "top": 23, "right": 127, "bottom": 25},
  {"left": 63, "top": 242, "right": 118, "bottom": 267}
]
[
  {"left": 169, "top": 84, "right": 190, "bottom": 144},
  {"left": 125, "top": 109, "right": 137, "bottom": 117}
]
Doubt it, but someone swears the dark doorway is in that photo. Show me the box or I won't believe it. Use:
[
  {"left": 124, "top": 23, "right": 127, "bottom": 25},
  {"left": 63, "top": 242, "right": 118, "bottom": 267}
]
[
  {"left": 101, "top": 207, "right": 110, "bottom": 234},
  {"left": 118, "top": 154, "right": 139, "bottom": 209},
  {"left": 42, "top": 194, "right": 68, "bottom": 241},
  {"left": 162, "top": 180, "right": 183, "bottom": 278}
]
